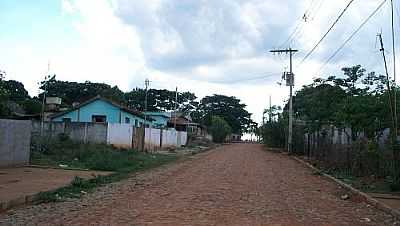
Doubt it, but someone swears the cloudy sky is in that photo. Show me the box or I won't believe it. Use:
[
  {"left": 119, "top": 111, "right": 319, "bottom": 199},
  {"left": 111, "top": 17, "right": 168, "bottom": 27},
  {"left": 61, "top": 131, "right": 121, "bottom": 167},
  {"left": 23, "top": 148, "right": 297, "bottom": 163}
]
[{"left": 0, "top": 0, "right": 397, "bottom": 125}]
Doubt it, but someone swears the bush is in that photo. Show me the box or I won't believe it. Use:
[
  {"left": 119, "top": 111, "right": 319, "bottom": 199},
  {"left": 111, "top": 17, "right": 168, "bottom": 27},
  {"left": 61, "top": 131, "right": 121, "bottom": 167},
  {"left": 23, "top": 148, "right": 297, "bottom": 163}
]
[{"left": 209, "top": 116, "right": 232, "bottom": 143}]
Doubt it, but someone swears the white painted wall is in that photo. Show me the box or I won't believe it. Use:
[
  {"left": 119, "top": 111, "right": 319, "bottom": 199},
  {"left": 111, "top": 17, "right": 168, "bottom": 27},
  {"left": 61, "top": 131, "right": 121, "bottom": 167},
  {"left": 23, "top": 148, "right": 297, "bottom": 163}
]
[
  {"left": 145, "top": 128, "right": 161, "bottom": 150},
  {"left": 177, "top": 131, "right": 187, "bottom": 146},
  {"left": 107, "top": 123, "right": 133, "bottom": 148},
  {"left": 107, "top": 124, "right": 188, "bottom": 150},
  {"left": 162, "top": 129, "right": 177, "bottom": 147}
]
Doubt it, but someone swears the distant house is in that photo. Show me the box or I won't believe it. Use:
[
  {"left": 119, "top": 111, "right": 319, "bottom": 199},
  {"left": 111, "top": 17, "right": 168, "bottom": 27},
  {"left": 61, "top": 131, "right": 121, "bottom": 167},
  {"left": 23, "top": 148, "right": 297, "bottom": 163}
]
[
  {"left": 50, "top": 96, "right": 152, "bottom": 127},
  {"left": 144, "top": 112, "right": 171, "bottom": 128},
  {"left": 167, "top": 113, "right": 207, "bottom": 136}
]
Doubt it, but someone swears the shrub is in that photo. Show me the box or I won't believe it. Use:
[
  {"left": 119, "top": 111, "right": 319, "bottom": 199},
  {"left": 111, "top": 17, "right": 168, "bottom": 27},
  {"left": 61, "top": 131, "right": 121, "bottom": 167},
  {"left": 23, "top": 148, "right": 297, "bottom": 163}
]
[{"left": 209, "top": 116, "right": 232, "bottom": 143}]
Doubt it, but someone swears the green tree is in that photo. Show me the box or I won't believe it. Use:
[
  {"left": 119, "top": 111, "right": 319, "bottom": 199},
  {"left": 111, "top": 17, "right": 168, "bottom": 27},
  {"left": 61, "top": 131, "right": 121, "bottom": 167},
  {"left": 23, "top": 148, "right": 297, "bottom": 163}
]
[
  {"left": 193, "top": 94, "right": 253, "bottom": 134},
  {"left": 21, "top": 98, "right": 42, "bottom": 115},
  {"left": 2, "top": 80, "right": 30, "bottom": 101},
  {"left": 209, "top": 116, "right": 232, "bottom": 143},
  {"left": 124, "top": 88, "right": 198, "bottom": 112},
  {"left": 0, "top": 73, "right": 8, "bottom": 116},
  {"left": 39, "top": 77, "right": 125, "bottom": 106}
]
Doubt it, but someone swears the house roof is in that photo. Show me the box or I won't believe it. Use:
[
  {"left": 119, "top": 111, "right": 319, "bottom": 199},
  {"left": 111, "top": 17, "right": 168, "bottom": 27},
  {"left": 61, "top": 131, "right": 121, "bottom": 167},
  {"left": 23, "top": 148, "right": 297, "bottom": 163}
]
[
  {"left": 49, "top": 95, "right": 152, "bottom": 121},
  {"left": 144, "top": 112, "right": 171, "bottom": 118}
]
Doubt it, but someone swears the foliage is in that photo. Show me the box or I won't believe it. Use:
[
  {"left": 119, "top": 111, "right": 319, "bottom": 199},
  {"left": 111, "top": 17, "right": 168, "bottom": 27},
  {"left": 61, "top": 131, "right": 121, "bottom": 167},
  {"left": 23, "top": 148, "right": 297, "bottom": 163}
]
[
  {"left": 0, "top": 77, "right": 8, "bottom": 116},
  {"left": 209, "top": 116, "right": 232, "bottom": 143},
  {"left": 287, "top": 65, "right": 391, "bottom": 141},
  {"left": 32, "top": 140, "right": 178, "bottom": 203},
  {"left": 193, "top": 94, "right": 253, "bottom": 134},
  {"left": 31, "top": 139, "right": 176, "bottom": 172},
  {"left": 125, "top": 88, "right": 198, "bottom": 113},
  {"left": 20, "top": 98, "right": 42, "bottom": 115},
  {"left": 39, "top": 77, "right": 125, "bottom": 106},
  {"left": 262, "top": 64, "right": 400, "bottom": 191},
  {"left": 0, "top": 79, "right": 36, "bottom": 117},
  {"left": 1, "top": 80, "right": 30, "bottom": 101},
  {"left": 38, "top": 77, "right": 199, "bottom": 113}
]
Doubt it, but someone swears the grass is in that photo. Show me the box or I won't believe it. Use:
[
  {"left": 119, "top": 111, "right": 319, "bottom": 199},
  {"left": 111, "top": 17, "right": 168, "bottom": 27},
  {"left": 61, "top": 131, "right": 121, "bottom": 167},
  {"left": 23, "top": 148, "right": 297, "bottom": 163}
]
[
  {"left": 311, "top": 163, "right": 395, "bottom": 193},
  {"left": 31, "top": 140, "right": 178, "bottom": 203}
]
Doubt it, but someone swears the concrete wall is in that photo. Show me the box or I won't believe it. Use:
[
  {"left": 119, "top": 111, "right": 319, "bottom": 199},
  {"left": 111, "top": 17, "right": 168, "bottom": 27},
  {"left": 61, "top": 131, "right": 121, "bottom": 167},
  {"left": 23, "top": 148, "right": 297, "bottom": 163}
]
[
  {"left": 107, "top": 123, "right": 133, "bottom": 148},
  {"left": 0, "top": 119, "right": 31, "bottom": 167},
  {"left": 177, "top": 131, "right": 187, "bottom": 147},
  {"left": 32, "top": 121, "right": 187, "bottom": 151},
  {"left": 145, "top": 128, "right": 161, "bottom": 150},
  {"left": 162, "top": 129, "right": 178, "bottom": 147},
  {"left": 32, "top": 121, "right": 107, "bottom": 144}
]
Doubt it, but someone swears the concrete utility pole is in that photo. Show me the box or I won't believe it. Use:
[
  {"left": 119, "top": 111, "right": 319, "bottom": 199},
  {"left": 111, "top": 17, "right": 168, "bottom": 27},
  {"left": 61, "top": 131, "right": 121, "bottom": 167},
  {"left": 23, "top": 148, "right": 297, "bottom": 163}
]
[
  {"left": 174, "top": 86, "right": 178, "bottom": 130},
  {"left": 144, "top": 78, "right": 150, "bottom": 126},
  {"left": 40, "top": 62, "right": 52, "bottom": 137},
  {"left": 270, "top": 48, "right": 298, "bottom": 153},
  {"left": 269, "top": 95, "right": 272, "bottom": 122}
]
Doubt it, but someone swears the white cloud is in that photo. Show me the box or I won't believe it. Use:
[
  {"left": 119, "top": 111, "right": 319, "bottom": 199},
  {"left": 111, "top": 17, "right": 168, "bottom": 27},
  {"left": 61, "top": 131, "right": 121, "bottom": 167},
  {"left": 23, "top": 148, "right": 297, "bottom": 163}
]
[{"left": 2, "top": 0, "right": 397, "bottom": 126}]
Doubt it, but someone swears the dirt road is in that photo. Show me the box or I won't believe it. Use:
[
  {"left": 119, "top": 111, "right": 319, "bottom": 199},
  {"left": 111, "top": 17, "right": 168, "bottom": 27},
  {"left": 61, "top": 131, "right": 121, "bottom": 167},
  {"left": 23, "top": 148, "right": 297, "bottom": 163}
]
[{"left": 1, "top": 144, "right": 397, "bottom": 225}]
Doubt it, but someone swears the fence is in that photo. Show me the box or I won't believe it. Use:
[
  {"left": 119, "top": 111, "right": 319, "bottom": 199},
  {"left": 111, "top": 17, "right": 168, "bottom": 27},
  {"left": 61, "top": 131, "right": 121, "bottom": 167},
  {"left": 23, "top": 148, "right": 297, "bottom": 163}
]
[
  {"left": 32, "top": 121, "right": 108, "bottom": 144},
  {"left": 32, "top": 121, "right": 187, "bottom": 152},
  {"left": 0, "top": 119, "right": 31, "bottom": 167},
  {"left": 293, "top": 124, "right": 394, "bottom": 177}
]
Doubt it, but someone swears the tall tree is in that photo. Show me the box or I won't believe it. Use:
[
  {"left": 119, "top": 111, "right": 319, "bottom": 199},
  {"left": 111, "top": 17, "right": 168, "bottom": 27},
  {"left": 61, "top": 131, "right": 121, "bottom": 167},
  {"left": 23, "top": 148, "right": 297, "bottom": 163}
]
[
  {"left": 124, "top": 88, "right": 198, "bottom": 112},
  {"left": 194, "top": 94, "right": 253, "bottom": 134},
  {"left": 39, "top": 77, "right": 125, "bottom": 106},
  {"left": 2, "top": 80, "right": 30, "bottom": 101}
]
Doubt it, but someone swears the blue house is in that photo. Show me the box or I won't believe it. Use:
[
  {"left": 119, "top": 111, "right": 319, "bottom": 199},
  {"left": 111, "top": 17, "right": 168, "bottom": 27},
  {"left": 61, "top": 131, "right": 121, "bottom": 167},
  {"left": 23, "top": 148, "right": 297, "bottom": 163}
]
[
  {"left": 50, "top": 96, "right": 152, "bottom": 127},
  {"left": 144, "top": 112, "right": 171, "bottom": 128}
]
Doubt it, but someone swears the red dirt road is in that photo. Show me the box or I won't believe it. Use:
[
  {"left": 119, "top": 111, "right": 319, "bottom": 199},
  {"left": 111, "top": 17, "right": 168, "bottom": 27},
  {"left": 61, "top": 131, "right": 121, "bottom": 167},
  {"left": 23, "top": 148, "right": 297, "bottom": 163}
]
[{"left": 1, "top": 144, "right": 397, "bottom": 225}]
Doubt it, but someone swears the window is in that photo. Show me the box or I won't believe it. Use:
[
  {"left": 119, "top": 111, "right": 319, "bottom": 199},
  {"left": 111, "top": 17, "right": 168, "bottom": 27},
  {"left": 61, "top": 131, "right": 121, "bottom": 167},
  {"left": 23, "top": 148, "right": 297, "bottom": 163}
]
[
  {"left": 125, "top": 117, "right": 130, "bottom": 124},
  {"left": 135, "top": 119, "right": 138, "bottom": 127},
  {"left": 62, "top": 118, "right": 71, "bottom": 123},
  {"left": 92, "top": 115, "right": 107, "bottom": 123}
]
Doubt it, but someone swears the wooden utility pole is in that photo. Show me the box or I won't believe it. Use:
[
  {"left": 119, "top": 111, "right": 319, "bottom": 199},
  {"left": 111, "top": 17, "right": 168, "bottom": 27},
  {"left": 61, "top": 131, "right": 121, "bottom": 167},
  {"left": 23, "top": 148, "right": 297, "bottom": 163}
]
[
  {"left": 270, "top": 48, "right": 298, "bottom": 153},
  {"left": 391, "top": 0, "right": 398, "bottom": 139},
  {"left": 378, "top": 34, "right": 396, "bottom": 136}
]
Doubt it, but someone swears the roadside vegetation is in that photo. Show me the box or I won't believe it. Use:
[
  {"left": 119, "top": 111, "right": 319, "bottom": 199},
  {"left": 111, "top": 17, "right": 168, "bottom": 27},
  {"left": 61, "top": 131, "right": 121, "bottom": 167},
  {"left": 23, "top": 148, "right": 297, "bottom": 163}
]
[
  {"left": 209, "top": 116, "right": 232, "bottom": 143},
  {"left": 31, "top": 135, "right": 177, "bottom": 203},
  {"left": 261, "top": 65, "right": 400, "bottom": 192}
]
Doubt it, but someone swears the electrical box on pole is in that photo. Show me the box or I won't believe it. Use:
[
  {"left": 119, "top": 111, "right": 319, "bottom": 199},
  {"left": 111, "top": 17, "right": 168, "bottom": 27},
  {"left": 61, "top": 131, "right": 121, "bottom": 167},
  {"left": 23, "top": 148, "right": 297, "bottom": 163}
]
[{"left": 283, "top": 72, "right": 294, "bottom": 86}]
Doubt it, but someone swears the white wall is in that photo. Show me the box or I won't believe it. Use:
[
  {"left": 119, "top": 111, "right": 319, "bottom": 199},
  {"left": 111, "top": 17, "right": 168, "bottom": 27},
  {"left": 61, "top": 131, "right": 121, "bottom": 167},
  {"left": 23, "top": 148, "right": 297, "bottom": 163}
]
[
  {"left": 145, "top": 128, "right": 161, "bottom": 150},
  {"left": 177, "top": 131, "right": 187, "bottom": 147},
  {"left": 107, "top": 123, "right": 133, "bottom": 148},
  {"left": 162, "top": 129, "right": 177, "bottom": 147},
  {"left": 107, "top": 124, "right": 187, "bottom": 150}
]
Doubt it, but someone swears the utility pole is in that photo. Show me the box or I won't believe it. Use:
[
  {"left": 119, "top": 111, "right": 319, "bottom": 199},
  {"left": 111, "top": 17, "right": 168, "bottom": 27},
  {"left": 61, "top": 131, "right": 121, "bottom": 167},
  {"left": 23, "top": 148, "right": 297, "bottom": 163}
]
[
  {"left": 379, "top": 31, "right": 400, "bottom": 184},
  {"left": 143, "top": 78, "right": 150, "bottom": 152},
  {"left": 144, "top": 78, "right": 150, "bottom": 126},
  {"left": 269, "top": 95, "right": 272, "bottom": 122},
  {"left": 378, "top": 34, "right": 396, "bottom": 136},
  {"left": 174, "top": 86, "right": 178, "bottom": 130},
  {"left": 391, "top": 0, "right": 398, "bottom": 139},
  {"left": 270, "top": 48, "right": 298, "bottom": 153},
  {"left": 40, "top": 62, "right": 52, "bottom": 137}
]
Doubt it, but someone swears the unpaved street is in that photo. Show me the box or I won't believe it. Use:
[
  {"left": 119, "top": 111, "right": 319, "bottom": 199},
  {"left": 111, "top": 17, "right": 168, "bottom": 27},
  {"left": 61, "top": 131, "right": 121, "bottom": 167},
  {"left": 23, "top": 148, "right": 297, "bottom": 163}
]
[{"left": 1, "top": 144, "right": 396, "bottom": 225}]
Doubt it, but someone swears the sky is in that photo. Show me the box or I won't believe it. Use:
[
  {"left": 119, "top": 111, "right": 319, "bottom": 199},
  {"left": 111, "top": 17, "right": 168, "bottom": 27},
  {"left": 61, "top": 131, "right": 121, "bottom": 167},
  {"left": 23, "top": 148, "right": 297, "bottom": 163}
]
[{"left": 0, "top": 0, "right": 398, "bottom": 127}]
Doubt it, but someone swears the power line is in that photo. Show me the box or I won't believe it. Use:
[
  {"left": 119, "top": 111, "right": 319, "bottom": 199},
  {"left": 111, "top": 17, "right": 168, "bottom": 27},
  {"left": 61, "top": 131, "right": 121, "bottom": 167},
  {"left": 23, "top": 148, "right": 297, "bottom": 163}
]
[
  {"left": 300, "top": 0, "right": 356, "bottom": 64},
  {"left": 213, "top": 72, "right": 282, "bottom": 84},
  {"left": 280, "top": 0, "right": 318, "bottom": 48},
  {"left": 317, "top": 0, "right": 387, "bottom": 74},
  {"left": 286, "top": 0, "right": 327, "bottom": 48}
]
